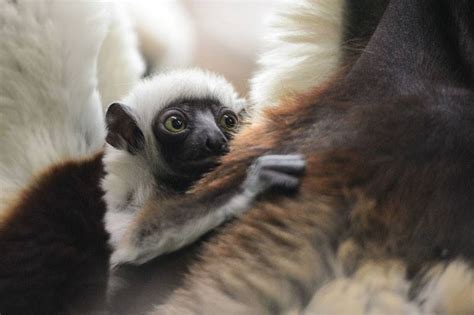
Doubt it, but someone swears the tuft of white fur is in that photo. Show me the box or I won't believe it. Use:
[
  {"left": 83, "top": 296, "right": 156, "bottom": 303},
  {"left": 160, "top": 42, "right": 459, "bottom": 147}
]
[
  {"left": 102, "top": 69, "right": 245, "bottom": 249},
  {"left": 304, "top": 261, "right": 420, "bottom": 315},
  {"left": 102, "top": 145, "right": 155, "bottom": 249},
  {"left": 97, "top": 2, "right": 145, "bottom": 110},
  {"left": 0, "top": 0, "right": 109, "bottom": 208},
  {"left": 124, "top": 0, "right": 195, "bottom": 72},
  {"left": 416, "top": 260, "right": 474, "bottom": 314},
  {"left": 303, "top": 258, "right": 474, "bottom": 315},
  {"left": 250, "top": 0, "right": 345, "bottom": 112}
]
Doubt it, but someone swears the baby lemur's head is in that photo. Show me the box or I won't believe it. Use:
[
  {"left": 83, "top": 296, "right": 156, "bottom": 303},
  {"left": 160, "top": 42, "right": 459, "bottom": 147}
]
[
  {"left": 103, "top": 69, "right": 246, "bottom": 197},
  {"left": 102, "top": 69, "right": 245, "bottom": 248}
]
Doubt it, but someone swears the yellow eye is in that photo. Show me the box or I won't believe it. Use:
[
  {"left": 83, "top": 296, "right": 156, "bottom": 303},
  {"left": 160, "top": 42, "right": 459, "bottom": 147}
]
[
  {"left": 164, "top": 115, "right": 187, "bottom": 132},
  {"left": 219, "top": 112, "right": 238, "bottom": 131}
]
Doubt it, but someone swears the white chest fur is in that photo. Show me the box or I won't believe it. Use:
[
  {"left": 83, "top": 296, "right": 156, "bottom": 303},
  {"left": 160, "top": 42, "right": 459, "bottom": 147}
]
[{"left": 102, "top": 146, "right": 154, "bottom": 249}]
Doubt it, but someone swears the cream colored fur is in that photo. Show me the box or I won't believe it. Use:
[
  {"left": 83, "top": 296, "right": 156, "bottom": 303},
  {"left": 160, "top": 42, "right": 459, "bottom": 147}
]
[
  {"left": 416, "top": 260, "right": 474, "bottom": 314},
  {"left": 97, "top": 2, "right": 145, "bottom": 109},
  {"left": 0, "top": 0, "right": 109, "bottom": 209},
  {"left": 303, "top": 259, "right": 474, "bottom": 315},
  {"left": 304, "top": 261, "right": 420, "bottom": 315},
  {"left": 125, "top": 0, "right": 195, "bottom": 73},
  {"left": 250, "top": 0, "right": 345, "bottom": 112},
  {"left": 98, "top": 1, "right": 196, "bottom": 109}
]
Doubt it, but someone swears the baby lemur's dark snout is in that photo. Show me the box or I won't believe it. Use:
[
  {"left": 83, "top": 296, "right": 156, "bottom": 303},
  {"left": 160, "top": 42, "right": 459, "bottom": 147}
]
[{"left": 204, "top": 129, "right": 228, "bottom": 155}]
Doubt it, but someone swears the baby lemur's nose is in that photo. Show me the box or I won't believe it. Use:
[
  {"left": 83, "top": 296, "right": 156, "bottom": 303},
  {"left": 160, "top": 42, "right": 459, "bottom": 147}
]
[{"left": 205, "top": 133, "right": 228, "bottom": 154}]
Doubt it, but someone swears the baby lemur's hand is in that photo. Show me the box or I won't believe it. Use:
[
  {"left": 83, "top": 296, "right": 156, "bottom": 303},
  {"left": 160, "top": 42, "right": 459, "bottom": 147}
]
[
  {"left": 111, "top": 154, "right": 306, "bottom": 266},
  {"left": 242, "top": 154, "right": 306, "bottom": 197}
]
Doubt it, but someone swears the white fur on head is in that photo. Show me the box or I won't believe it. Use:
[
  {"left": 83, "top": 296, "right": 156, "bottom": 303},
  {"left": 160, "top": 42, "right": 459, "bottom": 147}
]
[
  {"left": 0, "top": 0, "right": 109, "bottom": 208},
  {"left": 250, "top": 0, "right": 345, "bottom": 112},
  {"left": 102, "top": 68, "right": 245, "bottom": 249},
  {"left": 125, "top": 69, "right": 246, "bottom": 140}
]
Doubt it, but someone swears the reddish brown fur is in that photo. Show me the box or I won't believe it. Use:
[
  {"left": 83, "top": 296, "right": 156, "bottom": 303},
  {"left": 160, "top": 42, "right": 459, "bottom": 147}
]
[
  {"left": 0, "top": 152, "right": 110, "bottom": 315},
  {"left": 155, "top": 24, "right": 474, "bottom": 308},
  {"left": 158, "top": 148, "right": 372, "bottom": 313}
]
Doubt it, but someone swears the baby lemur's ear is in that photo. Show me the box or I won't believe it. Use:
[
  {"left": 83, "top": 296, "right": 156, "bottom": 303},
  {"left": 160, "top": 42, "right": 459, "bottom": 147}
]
[
  {"left": 235, "top": 98, "right": 250, "bottom": 120},
  {"left": 105, "top": 103, "right": 145, "bottom": 154}
]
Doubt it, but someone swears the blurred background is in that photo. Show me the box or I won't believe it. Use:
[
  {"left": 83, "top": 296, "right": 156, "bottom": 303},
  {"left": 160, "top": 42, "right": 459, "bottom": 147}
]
[
  {"left": 184, "top": 0, "right": 280, "bottom": 95},
  {"left": 128, "top": 0, "right": 283, "bottom": 96}
]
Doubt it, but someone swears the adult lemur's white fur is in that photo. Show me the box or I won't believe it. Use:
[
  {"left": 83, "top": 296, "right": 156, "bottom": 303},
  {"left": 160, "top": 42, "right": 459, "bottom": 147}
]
[
  {"left": 0, "top": 0, "right": 108, "bottom": 209},
  {"left": 250, "top": 0, "right": 345, "bottom": 112},
  {"left": 97, "top": 3, "right": 145, "bottom": 109},
  {"left": 96, "top": 1, "right": 196, "bottom": 108}
]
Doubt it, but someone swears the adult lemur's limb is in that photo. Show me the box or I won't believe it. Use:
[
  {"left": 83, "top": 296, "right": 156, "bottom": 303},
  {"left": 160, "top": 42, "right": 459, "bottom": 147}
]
[
  {"left": 112, "top": 154, "right": 305, "bottom": 266},
  {"left": 0, "top": 0, "right": 109, "bottom": 208},
  {"left": 0, "top": 1, "right": 111, "bottom": 313}
]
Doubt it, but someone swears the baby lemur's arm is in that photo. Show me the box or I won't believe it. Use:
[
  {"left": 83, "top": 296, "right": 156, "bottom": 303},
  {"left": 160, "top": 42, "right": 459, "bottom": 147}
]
[{"left": 111, "top": 154, "right": 305, "bottom": 266}]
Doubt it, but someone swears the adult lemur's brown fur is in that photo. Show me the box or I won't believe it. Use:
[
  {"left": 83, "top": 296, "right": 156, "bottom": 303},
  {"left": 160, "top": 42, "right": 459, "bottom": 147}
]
[{"left": 0, "top": 153, "right": 109, "bottom": 315}]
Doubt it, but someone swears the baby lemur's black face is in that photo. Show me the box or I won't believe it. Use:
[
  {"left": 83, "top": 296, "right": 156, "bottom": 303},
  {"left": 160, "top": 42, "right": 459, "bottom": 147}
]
[
  {"left": 153, "top": 98, "right": 239, "bottom": 178},
  {"left": 105, "top": 99, "right": 240, "bottom": 188}
]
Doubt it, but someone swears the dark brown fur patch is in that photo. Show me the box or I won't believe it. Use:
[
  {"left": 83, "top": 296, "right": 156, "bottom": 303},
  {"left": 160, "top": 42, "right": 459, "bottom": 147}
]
[{"left": 0, "top": 152, "right": 110, "bottom": 315}]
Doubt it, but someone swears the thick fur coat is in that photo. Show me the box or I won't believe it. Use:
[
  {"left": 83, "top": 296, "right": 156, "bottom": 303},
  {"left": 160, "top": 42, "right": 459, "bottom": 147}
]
[
  {"left": 0, "top": 1, "right": 108, "bottom": 208},
  {"left": 0, "top": 1, "right": 111, "bottom": 313},
  {"left": 0, "top": 0, "right": 473, "bottom": 314},
  {"left": 250, "top": 0, "right": 345, "bottom": 112}
]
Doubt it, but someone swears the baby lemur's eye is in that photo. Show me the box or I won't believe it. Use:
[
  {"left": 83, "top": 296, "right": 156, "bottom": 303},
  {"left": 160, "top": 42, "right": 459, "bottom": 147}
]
[
  {"left": 219, "top": 112, "right": 238, "bottom": 131},
  {"left": 164, "top": 115, "right": 187, "bottom": 133}
]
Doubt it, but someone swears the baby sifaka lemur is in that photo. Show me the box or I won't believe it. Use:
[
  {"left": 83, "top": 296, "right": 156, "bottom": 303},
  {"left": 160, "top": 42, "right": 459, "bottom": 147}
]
[
  {"left": 101, "top": 69, "right": 305, "bottom": 265},
  {"left": 102, "top": 69, "right": 243, "bottom": 258}
]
